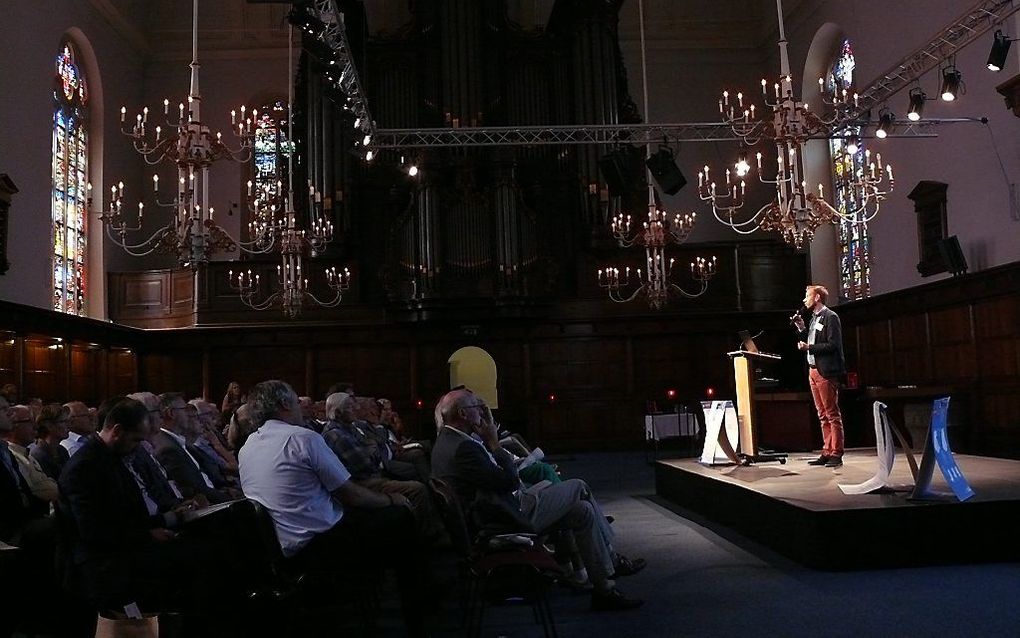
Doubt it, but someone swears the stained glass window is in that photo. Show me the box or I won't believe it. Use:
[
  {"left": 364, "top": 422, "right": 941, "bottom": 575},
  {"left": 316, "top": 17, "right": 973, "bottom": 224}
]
[
  {"left": 826, "top": 39, "right": 870, "bottom": 302},
  {"left": 253, "top": 98, "right": 293, "bottom": 206},
  {"left": 52, "top": 41, "right": 89, "bottom": 315}
]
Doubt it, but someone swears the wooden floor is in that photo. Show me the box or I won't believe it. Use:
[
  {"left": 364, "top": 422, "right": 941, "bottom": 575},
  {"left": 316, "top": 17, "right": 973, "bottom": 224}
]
[{"left": 656, "top": 449, "right": 1020, "bottom": 569}]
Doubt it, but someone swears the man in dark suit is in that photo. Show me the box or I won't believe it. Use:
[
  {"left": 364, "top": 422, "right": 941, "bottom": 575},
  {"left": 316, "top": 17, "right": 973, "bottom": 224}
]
[
  {"left": 794, "top": 284, "right": 847, "bottom": 468},
  {"left": 432, "top": 388, "right": 645, "bottom": 612},
  {"left": 58, "top": 397, "right": 231, "bottom": 613},
  {"left": 153, "top": 393, "right": 231, "bottom": 503},
  {"left": 0, "top": 398, "right": 50, "bottom": 544}
]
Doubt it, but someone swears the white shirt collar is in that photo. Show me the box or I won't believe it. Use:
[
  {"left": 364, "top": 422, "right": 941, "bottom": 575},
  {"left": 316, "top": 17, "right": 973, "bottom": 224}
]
[{"left": 160, "top": 427, "right": 188, "bottom": 447}]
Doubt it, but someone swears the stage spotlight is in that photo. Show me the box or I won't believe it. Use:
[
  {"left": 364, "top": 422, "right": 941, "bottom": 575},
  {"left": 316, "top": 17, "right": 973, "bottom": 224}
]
[
  {"left": 846, "top": 135, "right": 860, "bottom": 155},
  {"left": 875, "top": 110, "right": 894, "bottom": 139},
  {"left": 940, "top": 67, "right": 962, "bottom": 101},
  {"left": 907, "top": 88, "right": 925, "bottom": 121},
  {"left": 988, "top": 30, "right": 1012, "bottom": 72},
  {"left": 408, "top": 165, "right": 419, "bottom": 177}
]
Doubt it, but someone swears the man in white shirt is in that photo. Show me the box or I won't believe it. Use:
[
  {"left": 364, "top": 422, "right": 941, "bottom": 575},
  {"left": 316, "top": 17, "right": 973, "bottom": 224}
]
[
  {"left": 2, "top": 404, "right": 58, "bottom": 503},
  {"left": 239, "top": 380, "right": 429, "bottom": 637},
  {"left": 60, "top": 401, "right": 95, "bottom": 457}
]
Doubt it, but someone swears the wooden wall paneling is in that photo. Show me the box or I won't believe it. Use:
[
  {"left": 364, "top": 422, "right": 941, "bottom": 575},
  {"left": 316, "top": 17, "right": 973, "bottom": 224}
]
[
  {"left": 890, "top": 313, "right": 931, "bottom": 384},
  {"left": 69, "top": 344, "right": 101, "bottom": 404},
  {"left": 928, "top": 305, "right": 977, "bottom": 382},
  {"left": 139, "top": 350, "right": 203, "bottom": 398},
  {"left": 21, "top": 338, "right": 65, "bottom": 401},
  {"left": 0, "top": 332, "right": 15, "bottom": 388},
  {"left": 977, "top": 386, "right": 1020, "bottom": 451},
  {"left": 857, "top": 321, "right": 893, "bottom": 386},
  {"left": 974, "top": 296, "right": 1020, "bottom": 381},
  {"left": 209, "top": 346, "right": 304, "bottom": 403},
  {"left": 107, "top": 349, "right": 139, "bottom": 397}
]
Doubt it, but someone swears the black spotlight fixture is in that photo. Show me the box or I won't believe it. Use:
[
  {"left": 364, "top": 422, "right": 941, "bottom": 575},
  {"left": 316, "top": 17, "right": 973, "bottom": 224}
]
[
  {"left": 987, "top": 29, "right": 1013, "bottom": 72},
  {"left": 645, "top": 145, "right": 687, "bottom": 195},
  {"left": 940, "top": 65, "right": 962, "bottom": 102},
  {"left": 875, "top": 109, "right": 894, "bottom": 139},
  {"left": 907, "top": 87, "right": 926, "bottom": 121}
]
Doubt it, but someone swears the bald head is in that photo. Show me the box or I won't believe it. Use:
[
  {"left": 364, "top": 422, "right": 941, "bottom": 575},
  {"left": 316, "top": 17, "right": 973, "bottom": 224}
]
[
  {"left": 325, "top": 392, "right": 354, "bottom": 422},
  {"left": 437, "top": 389, "right": 480, "bottom": 434},
  {"left": 1, "top": 405, "right": 36, "bottom": 446}
]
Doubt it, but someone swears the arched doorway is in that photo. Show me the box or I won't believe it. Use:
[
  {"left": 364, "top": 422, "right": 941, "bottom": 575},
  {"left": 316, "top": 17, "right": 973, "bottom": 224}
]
[{"left": 448, "top": 346, "right": 498, "bottom": 409}]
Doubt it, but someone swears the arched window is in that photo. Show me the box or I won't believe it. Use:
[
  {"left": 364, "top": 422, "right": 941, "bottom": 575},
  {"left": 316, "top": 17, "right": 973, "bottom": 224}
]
[
  {"left": 253, "top": 98, "right": 293, "bottom": 207},
  {"left": 826, "top": 39, "right": 870, "bottom": 302},
  {"left": 52, "top": 41, "right": 89, "bottom": 315}
]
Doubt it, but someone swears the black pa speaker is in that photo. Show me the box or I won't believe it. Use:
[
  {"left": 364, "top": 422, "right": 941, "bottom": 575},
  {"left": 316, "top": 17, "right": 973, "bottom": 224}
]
[
  {"left": 645, "top": 147, "right": 687, "bottom": 195},
  {"left": 598, "top": 150, "right": 631, "bottom": 194},
  {"left": 937, "top": 235, "right": 968, "bottom": 276}
]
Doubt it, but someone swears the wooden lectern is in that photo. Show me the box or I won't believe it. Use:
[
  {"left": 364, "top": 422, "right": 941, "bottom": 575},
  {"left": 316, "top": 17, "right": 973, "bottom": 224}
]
[{"left": 727, "top": 349, "right": 787, "bottom": 465}]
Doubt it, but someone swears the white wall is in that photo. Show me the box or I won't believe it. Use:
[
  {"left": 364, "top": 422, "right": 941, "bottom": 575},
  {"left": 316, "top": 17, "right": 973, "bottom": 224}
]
[
  {"left": 622, "top": 1, "right": 1020, "bottom": 296},
  {"left": 0, "top": 1, "right": 146, "bottom": 315}
]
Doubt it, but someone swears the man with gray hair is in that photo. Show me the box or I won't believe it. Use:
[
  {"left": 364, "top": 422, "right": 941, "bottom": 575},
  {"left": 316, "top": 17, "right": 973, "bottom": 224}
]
[
  {"left": 433, "top": 387, "right": 645, "bottom": 611},
  {"left": 60, "top": 400, "right": 95, "bottom": 457},
  {"left": 1, "top": 404, "right": 58, "bottom": 504},
  {"left": 240, "top": 380, "right": 429, "bottom": 636},
  {"left": 153, "top": 393, "right": 230, "bottom": 503},
  {"left": 2, "top": 398, "right": 51, "bottom": 543},
  {"left": 125, "top": 392, "right": 191, "bottom": 514}
]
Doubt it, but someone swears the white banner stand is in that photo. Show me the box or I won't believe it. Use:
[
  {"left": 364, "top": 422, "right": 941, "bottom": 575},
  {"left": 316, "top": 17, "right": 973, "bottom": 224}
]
[
  {"left": 839, "top": 401, "right": 897, "bottom": 494},
  {"left": 699, "top": 400, "right": 740, "bottom": 465}
]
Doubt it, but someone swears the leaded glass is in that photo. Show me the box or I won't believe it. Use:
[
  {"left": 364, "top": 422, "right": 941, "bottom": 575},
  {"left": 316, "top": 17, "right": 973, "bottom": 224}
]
[
  {"left": 51, "top": 42, "right": 88, "bottom": 315},
  {"left": 826, "top": 39, "right": 870, "bottom": 302}
]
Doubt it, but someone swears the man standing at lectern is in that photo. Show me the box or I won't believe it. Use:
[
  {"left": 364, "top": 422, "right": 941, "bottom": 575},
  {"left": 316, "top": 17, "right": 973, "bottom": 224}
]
[{"left": 793, "top": 284, "right": 846, "bottom": 468}]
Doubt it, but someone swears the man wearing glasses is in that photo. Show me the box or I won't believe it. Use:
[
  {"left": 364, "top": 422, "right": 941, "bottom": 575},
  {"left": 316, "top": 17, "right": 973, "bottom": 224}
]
[
  {"left": 60, "top": 401, "right": 95, "bottom": 457},
  {"left": 433, "top": 388, "right": 646, "bottom": 611}
]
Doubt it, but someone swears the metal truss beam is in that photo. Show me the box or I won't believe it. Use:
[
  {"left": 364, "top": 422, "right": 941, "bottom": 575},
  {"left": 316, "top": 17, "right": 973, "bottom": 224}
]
[
  {"left": 366, "top": 119, "right": 980, "bottom": 149},
  {"left": 843, "top": 0, "right": 1020, "bottom": 125}
]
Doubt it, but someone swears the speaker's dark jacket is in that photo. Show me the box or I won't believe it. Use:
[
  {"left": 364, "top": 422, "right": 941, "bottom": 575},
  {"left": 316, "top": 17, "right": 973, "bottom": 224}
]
[{"left": 797, "top": 306, "right": 846, "bottom": 380}]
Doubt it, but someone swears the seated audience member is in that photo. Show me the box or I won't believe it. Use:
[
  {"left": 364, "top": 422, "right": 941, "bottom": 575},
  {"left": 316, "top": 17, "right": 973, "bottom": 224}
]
[
  {"left": 2, "top": 404, "right": 59, "bottom": 504},
  {"left": 376, "top": 398, "right": 432, "bottom": 482},
  {"left": 221, "top": 381, "right": 244, "bottom": 416},
  {"left": 183, "top": 404, "right": 234, "bottom": 491},
  {"left": 225, "top": 403, "right": 256, "bottom": 451},
  {"left": 153, "top": 393, "right": 232, "bottom": 504},
  {"left": 322, "top": 393, "right": 446, "bottom": 543},
  {"left": 188, "top": 399, "right": 238, "bottom": 476},
  {"left": 58, "top": 397, "right": 236, "bottom": 615},
  {"left": 124, "top": 392, "right": 195, "bottom": 514},
  {"left": 432, "top": 388, "right": 645, "bottom": 611},
  {"left": 297, "top": 395, "right": 324, "bottom": 433},
  {"left": 0, "top": 383, "right": 17, "bottom": 405},
  {"left": 60, "top": 401, "right": 95, "bottom": 458},
  {"left": 239, "top": 380, "right": 430, "bottom": 636},
  {"left": 31, "top": 403, "right": 72, "bottom": 481}
]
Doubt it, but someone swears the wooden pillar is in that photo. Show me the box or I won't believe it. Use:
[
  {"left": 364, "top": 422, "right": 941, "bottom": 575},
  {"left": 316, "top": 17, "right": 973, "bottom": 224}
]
[
  {"left": 201, "top": 349, "right": 211, "bottom": 401},
  {"left": 305, "top": 346, "right": 315, "bottom": 398}
]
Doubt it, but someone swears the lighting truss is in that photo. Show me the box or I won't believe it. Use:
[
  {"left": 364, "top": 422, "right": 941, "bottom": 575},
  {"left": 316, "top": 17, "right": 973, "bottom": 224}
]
[
  {"left": 838, "top": 0, "right": 1020, "bottom": 128},
  {"left": 365, "top": 120, "right": 956, "bottom": 149}
]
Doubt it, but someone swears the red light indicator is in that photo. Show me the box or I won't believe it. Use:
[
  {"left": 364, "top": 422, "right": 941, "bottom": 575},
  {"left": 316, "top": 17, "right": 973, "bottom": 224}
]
[
  {"left": 415, "top": 399, "right": 424, "bottom": 409},
  {"left": 706, "top": 387, "right": 715, "bottom": 397},
  {"left": 666, "top": 389, "right": 677, "bottom": 400},
  {"left": 548, "top": 393, "right": 556, "bottom": 403}
]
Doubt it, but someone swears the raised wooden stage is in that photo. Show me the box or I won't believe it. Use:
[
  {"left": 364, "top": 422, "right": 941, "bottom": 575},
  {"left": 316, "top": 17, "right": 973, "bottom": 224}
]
[{"left": 655, "top": 449, "right": 1020, "bottom": 570}]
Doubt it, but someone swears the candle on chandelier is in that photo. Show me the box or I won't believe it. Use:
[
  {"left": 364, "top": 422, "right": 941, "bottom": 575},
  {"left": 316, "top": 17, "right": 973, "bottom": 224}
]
[
  {"left": 120, "top": 106, "right": 126, "bottom": 122},
  {"left": 737, "top": 92, "right": 743, "bottom": 108},
  {"left": 887, "top": 165, "right": 894, "bottom": 180},
  {"left": 722, "top": 90, "right": 729, "bottom": 106},
  {"left": 179, "top": 103, "right": 184, "bottom": 119},
  {"left": 152, "top": 174, "right": 159, "bottom": 192},
  {"left": 231, "top": 109, "right": 236, "bottom": 125},
  {"left": 163, "top": 98, "right": 169, "bottom": 115},
  {"left": 118, "top": 181, "right": 124, "bottom": 196},
  {"left": 142, "top": 107, "right": 148, "bottom": 123},
  {"left": 209, "top": 207, "right": 215, "bottom": 221},
  {"left": 818, "top": 184, "right": 824, "bottom": 199},
  {"left": 774, "top": 82, "right": 780, "bottom": 99},
  {"left": 761, "top": 78, "right": 768, "bottom": 94},
  {"left": 137, "top": 202, "right": 143, "bottom": 221}
]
